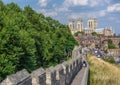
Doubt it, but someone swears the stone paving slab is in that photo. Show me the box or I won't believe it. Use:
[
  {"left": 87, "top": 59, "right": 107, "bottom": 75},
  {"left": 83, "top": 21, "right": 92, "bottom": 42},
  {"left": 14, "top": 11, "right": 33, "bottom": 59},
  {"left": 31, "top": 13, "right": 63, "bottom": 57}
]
[{"left": 70, "top": 67, "right": 85, "bottom": 85}]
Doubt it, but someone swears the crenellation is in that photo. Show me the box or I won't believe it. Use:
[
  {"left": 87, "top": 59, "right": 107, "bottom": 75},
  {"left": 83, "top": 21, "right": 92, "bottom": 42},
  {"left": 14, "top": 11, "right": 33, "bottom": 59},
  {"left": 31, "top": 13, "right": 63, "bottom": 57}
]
[
  {"left": 69, "top": 62, "right": 74, "bottom": 83},
  {"left": 72, "top": 60, "right": 76, "bottom": 76},
  {"left": 46, "top": 67, "right": 56, "bottom": 85},
  {"left": 0, "top": 69, "right": 32, "bottom": 85},
  {"left": 31, "top": 68, "right": 46, "bottom": 85},
  {"left": 62, "top": 62, "right": 69, "bottom": 85},
  {"left": 0, "top": 46, "right": 88, "bottom": 85},
  {"left": 75, "top": 58, "right": 79, "bottom": 73},
  {"left": 55, "top": 64, "right": 65, "bottom": 85}
]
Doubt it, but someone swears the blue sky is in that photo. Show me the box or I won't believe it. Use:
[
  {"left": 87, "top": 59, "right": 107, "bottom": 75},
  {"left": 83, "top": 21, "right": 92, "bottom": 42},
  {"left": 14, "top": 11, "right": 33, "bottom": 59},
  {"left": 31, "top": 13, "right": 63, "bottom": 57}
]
[{"left": 3, "top": 0, "right": 120, "bottom": 35}]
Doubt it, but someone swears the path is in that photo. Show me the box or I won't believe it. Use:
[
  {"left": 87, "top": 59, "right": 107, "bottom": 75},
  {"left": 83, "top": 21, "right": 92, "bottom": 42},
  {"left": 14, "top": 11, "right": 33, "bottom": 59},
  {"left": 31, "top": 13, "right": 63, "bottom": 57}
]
[{"left": 71, "top": 67, "right": 86, "bottom": 85}]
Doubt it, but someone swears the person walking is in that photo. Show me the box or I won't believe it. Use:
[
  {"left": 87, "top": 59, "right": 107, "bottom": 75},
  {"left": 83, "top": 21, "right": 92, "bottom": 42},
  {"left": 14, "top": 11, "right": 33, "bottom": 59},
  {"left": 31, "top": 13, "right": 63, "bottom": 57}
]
[{"left": 82, "top": 55, "right": 87, "bottom": 67}]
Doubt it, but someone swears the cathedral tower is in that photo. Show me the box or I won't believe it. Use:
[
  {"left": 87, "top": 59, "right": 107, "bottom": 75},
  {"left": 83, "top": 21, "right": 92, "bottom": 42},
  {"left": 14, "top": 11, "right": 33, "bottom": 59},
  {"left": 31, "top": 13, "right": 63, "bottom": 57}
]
[
  {"left": 69, "top": 19, "right": 75, "bottom": 30},
  {"left": 69, "top": 19, "right": 75, "bottom": 34},
  {"left": 77, "top": 18, "right": 83, "bottom": 32},
  {"left": 87, "top": 18, "right": 97, "bottom": 31}
]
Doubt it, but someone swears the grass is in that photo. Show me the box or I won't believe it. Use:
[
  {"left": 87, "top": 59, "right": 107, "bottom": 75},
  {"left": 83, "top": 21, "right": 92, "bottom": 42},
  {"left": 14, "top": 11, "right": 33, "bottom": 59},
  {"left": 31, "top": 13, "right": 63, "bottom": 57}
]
[{"left": 87, "top": 54, "right": 120, "bottom": 85}]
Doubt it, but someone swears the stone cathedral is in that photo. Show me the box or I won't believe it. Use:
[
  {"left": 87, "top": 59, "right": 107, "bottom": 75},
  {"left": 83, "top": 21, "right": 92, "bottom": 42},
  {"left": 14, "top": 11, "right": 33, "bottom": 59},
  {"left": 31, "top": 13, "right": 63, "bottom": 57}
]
[{"left": 69, "top": 18, "right": 114, "bottom": 36}]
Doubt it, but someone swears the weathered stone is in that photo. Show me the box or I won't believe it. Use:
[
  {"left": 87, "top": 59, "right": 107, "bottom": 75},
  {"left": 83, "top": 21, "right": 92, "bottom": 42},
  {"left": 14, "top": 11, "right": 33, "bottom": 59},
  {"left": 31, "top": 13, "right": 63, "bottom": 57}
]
[
  {"left": 62, "top": 62, "right": 69, "bottom": 85},
  {"left": 46, "top": 67, "right": 56, "bottom": 85},
  {"left": 77, "top": 56, "right": 82, "bottom": 70},
  {"left": 72, "top": 46, "right": 80, "bottom": 59},
  {"left": 72, "top": 60, "right": 76, "bottom": 75},
  {"left": 0, "top": 69, "right": 31, "bottom": 85},
  {"left": 55, "top": 64, "right": 65, "bottom": 85},
  {"left": 75, "top": 58, "right": 79, "bottom": 73},
  {"left": 31, "top": 67, "right": 46, "bottom": 85},
  {"left": 0, "top": 46, "right": 87, "bottom": 85},
  {"left": 68, "top": 62, "right": 73, "bottom": 84}
]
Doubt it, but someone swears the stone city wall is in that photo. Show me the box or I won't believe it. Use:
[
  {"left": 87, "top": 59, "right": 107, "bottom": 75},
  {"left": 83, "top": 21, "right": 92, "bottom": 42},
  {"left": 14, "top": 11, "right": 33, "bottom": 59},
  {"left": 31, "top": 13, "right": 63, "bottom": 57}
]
[{"left": 0, "top": 46, "right": 89, "bottom": 85}]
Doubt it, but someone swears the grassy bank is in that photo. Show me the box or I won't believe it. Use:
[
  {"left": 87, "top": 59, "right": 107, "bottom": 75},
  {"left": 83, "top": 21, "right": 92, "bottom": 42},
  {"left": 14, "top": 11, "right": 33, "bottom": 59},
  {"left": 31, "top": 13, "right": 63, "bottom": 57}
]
[{"left": 87, "top": 55, "right": 120, "bottom": 85}]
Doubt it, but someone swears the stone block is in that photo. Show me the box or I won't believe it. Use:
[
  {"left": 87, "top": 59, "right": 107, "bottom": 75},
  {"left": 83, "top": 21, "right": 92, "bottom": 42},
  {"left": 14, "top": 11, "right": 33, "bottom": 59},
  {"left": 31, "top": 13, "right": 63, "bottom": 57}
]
[
  {"left": 46, "top": 67, "right": 56, "bottom": 85},
  {"left": 62, "top": 62, "right": 69, "bottom": 85},
  {"left": 31, "top": 67, "right": 46, "bottom": 85},
  {"left": 0, "top": 69, "right": 31, "bottom": 85},
  {"left": 68, "top": 62, "right": 73, "bottom": 84},
  {"left": 55, "top": 64, "right": 65, "bottom": 85},
  {"left": 72, "top": 60, "right": 76, "bottom": 75}
]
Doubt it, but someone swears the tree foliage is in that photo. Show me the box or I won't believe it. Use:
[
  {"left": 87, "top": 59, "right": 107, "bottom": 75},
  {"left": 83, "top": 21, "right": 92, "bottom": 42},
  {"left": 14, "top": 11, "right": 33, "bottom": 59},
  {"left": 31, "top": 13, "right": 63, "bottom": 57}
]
[
  {"left": 91, "top": 32, "right": 98, "bottom": 36},
  {"left": 0, "top": 1, "right": 78, "bottom": 81},
  {"left": 108, "top": 39, "right": 115, "bottom": 49},
  {"left": 74, "top": 31, "right": 85, "bottom": 36}
]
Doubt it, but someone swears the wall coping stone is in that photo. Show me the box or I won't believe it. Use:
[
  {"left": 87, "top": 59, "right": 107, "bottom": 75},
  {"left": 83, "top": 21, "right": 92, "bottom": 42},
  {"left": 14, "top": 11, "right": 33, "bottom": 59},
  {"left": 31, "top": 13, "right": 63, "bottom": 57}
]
[
  {"left": 31, "top": 68, "right": 45, "bottom": 77},
  {"left": 0, "top": 69, "right": 30, "bottom": 85}
]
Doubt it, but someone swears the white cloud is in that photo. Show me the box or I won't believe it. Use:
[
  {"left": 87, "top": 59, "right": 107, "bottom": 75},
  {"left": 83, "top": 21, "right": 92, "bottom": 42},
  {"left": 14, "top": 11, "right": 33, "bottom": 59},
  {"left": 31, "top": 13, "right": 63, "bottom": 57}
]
[
  {"left": 45, "top": 11, "right": 58, "bottom": 17},
  {"left": 89, "top": 0, "right": 99, "bottom": 7},
  {"left": 63, "top": 0, "right": 88, "bottom": 7},
  {"left": 68, "top": 12, "right": 97, "bottom": 19},
  {"left": 39, "top": 9, "right": 58, "bottom": 17},
  {"left": 63, "top": 0, "right": 111, "bottom": 8},
  {"left": 38, "top": 0, "right": 47, "bottom": 7},
  {"left": 107, "top": 3, "right": 120, "bottom": 12},
  {"left": 68, "top": 10, "right": 107, "bottom": 20},
  {"left": 55, "top": 7, "right": 70, "bottom": 12},
  {"left": 89, "top": 0, "right": 111, "bottom": 7}
]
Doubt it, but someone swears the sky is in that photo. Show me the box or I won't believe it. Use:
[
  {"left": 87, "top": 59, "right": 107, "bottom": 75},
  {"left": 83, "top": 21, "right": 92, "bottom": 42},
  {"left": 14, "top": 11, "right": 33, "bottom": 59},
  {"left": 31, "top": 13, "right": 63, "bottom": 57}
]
[{"left": 3, "top": 0, "right": 120, "bottom": 35}]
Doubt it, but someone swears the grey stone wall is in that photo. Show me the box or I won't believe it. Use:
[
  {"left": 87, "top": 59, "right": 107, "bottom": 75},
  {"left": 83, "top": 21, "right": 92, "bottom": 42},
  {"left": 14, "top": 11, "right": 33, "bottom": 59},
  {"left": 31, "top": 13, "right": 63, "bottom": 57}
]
[
  {"left": 46, "top": 67, "right": 56, "bottom": 85},
  {"left": 0, "top": 46, "right": 89, "bottom": 85},
  {"left": 31, "top": 68, "right": 46, "bottom": 85},
  {"left": 55, "top": 64, "right": 65, "bottom": 85},
  {"left": 0, "top": 69, "right": 32, "bottom": 85}
]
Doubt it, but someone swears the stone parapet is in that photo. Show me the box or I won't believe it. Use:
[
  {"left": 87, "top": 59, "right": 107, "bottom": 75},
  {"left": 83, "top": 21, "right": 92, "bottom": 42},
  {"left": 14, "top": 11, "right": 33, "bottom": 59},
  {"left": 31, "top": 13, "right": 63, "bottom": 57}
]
[
  {"left": 0, "top": 46, "right": 89, "bottom": 85},
  {"left": 31, "top": 68, "right": 46, "bottom": 85},
  {"left": 46, "top": 67, "right": 56, "bottom": 85},
  {"left": 0, "top": 69, "right": 31, "bottom": 85}
]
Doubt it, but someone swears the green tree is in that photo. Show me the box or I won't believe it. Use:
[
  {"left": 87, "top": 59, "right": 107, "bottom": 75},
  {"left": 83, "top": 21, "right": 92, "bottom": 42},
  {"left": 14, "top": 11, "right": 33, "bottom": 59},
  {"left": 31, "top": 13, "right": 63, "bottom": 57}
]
[
  {"left": 108, "top": 39, "right": 115, "bottom": 49},
  {"left": 0, "top": 1, "right": 78, "bottom": 81},
  {"left": 74, "top": 31, "right": 84, "bottom": 36},
  {"left": 91, "top": 32, "right": 98, "bottom": 36}
]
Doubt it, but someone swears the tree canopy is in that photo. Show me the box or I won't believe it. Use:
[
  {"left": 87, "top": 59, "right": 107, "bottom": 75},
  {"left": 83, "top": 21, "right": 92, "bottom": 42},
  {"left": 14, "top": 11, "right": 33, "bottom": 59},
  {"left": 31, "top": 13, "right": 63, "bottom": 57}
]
[
  {"left": 74, "top": 31, "right": 85, "bottom": 36},
  {"left": 108, "top": 39, "right": 115, "bottom": 49},
  {"left": 91, "top": 32, "right": 98, "bottom": 36},
  {"left": 0, "top": 1, "right": 78, "bottom": 81}
]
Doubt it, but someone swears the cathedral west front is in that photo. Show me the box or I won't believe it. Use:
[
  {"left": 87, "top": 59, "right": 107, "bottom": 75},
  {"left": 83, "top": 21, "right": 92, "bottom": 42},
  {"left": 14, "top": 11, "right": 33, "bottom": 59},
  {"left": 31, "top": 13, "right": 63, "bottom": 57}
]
[{"left": 69, "top": 18, "right": 114, "bottom": 37}]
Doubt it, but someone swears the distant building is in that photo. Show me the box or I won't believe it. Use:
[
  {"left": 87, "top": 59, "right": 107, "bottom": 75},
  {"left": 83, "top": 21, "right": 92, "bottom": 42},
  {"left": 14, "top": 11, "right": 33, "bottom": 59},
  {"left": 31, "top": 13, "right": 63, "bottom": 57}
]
[
  {"left": 75, "top": 35, "right": 101, "bottom": 48},
  {"left": 102, "top": 27, "right": 114, "bottom": 36},
  {"left": 68, "top": 18, "right": 114, "bottom": 37}
]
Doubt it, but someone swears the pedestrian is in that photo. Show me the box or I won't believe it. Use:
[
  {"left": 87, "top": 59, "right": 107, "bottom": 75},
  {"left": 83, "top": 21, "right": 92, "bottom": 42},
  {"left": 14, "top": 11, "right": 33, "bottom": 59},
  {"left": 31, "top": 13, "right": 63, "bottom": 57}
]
[{"left": 82, "top": 55, "right": 87, "bottom": 67}]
